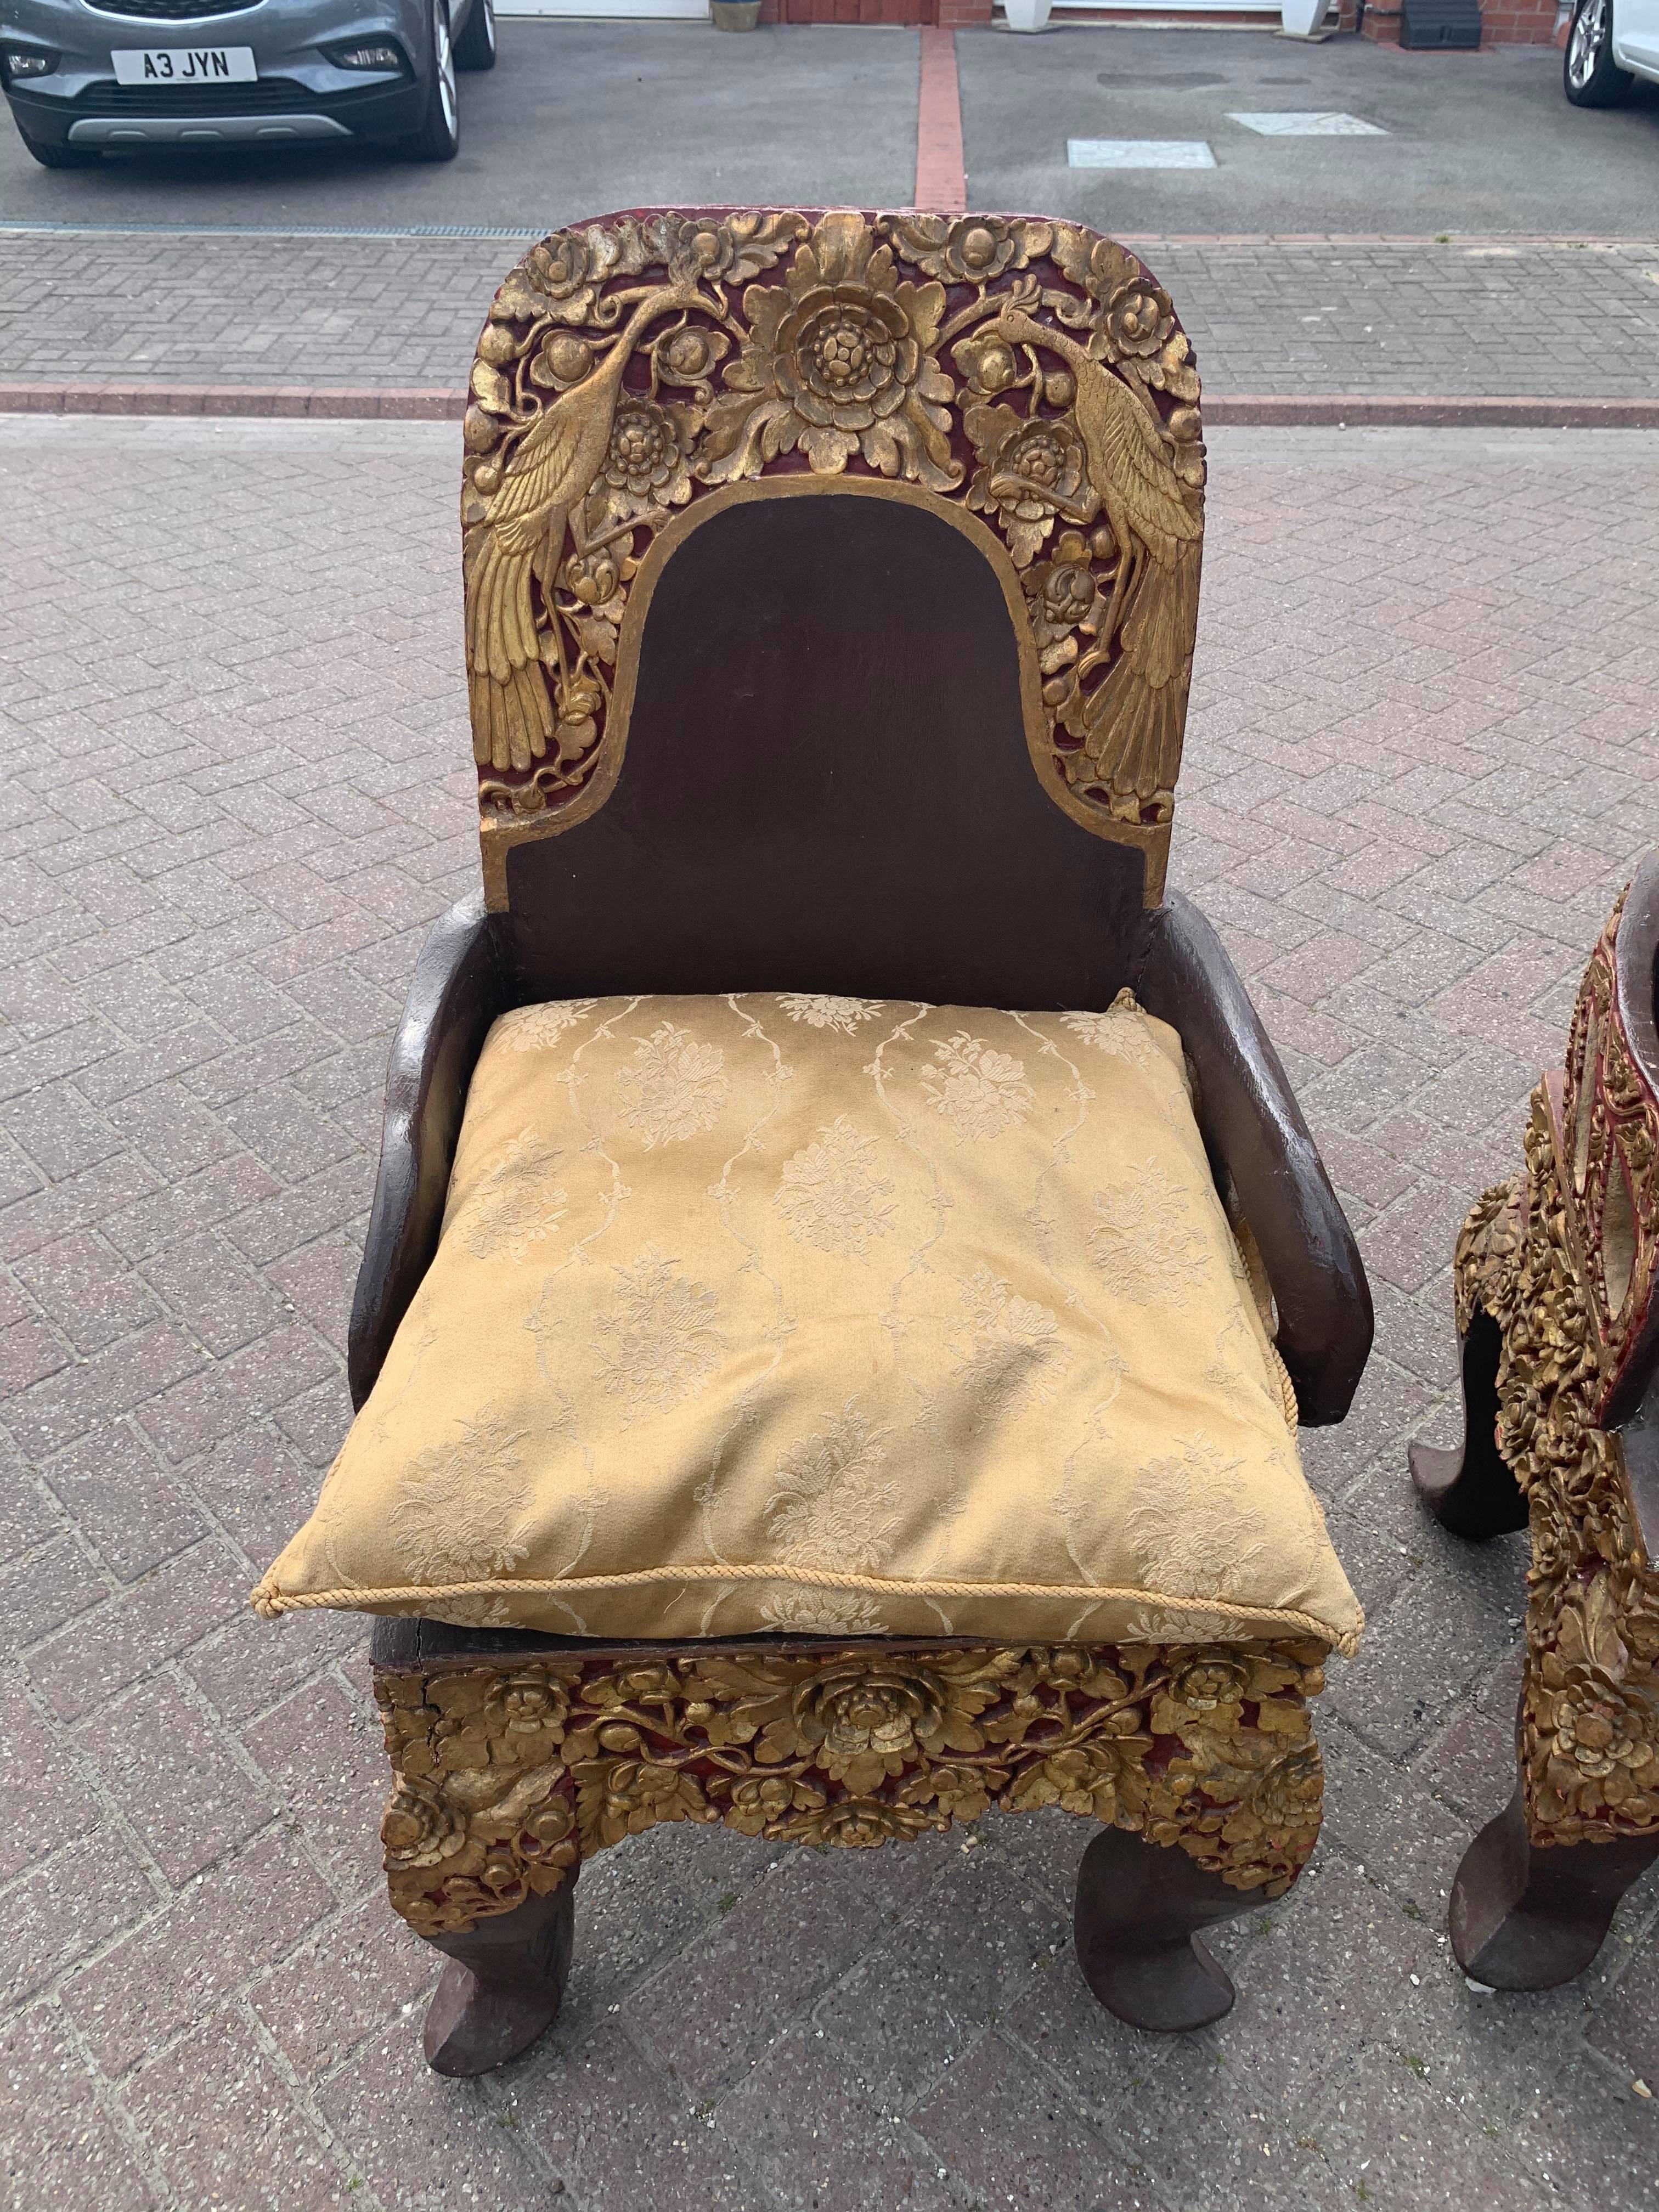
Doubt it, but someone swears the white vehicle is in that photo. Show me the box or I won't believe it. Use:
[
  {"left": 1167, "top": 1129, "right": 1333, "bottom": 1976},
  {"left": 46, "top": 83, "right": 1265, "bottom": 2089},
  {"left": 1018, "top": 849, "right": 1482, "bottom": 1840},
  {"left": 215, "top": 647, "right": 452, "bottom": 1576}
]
[{"left": 1565, "top": 0, "right": 1659, "bottom": 104}]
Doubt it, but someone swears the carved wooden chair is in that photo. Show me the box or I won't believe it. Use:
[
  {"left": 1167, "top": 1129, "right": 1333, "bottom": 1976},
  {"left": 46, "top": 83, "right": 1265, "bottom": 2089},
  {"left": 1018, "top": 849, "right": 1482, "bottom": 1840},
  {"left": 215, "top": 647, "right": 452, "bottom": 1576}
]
[
  {"left": 1412, "top": 859, "right": 1659, "bottom": 1985},
  {"left": 256, "top": 208, "right": 1374, "bottom": 2076}
]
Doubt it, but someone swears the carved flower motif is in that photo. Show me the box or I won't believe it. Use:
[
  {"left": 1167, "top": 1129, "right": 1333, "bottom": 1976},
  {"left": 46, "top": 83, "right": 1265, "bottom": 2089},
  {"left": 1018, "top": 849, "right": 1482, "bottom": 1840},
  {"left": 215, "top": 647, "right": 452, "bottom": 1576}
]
[
  {"left": 380, "top": 1782, "right": 466, "bottom": 1869},
  {"left": 1168, "top": 1654, "right": 1252, "bottom": 1720},
  {"left": 793, "top": 1664, "right": 948, "bottom": 1787},
  {"left": 913, "top": 216, "right": 1016, "bottom": 281},
  {"left": 582, "top": 1758, "right": 709, "bottom": 1849},
  {"left": 527, "top": 230, "right": 592, "bottom": 304},
  {"left": 1544, "top": 1660, "right": 1657, "bottom": 1786},
  {"left": 1239, "top": 1741, "right": 1324, "bottom": 1833},
  {"left": 1020, "top": 530, "right": 1107, "bottom": 676},
  {"left": 883, "top": 212, "right": 1050, "bottom": 284},
  {"left": 483, "top": 1672, "right": 570, "bottom": 1742},
  {"left": 1103, "top": 276, "right": 1176, "bottom": 362},
  {"left": 1537, "top": 1580, "right": 1659, "bottom": 1814},
  {"left": 561, "top": 542, "right": 629, "bottom": 609},
  {"left": 531, "top": 329, "right": 595, "bottom": 392},
  {"left": 656, "top": 324, "right": 730, "bottom": 387},
  {"left": 725, "top": 1774, "right": 798, "bottom": 1833},
  {"left": 811, "top": 1798, "right": 933, "bottom": 1848},
  {"left": 1049, "top": 228, "right": 1201, "bottom": 402},
  {"left": 518, "top": 1796, "right": 575, "bottom": 1859},
  {"left": 966, "top": 405, "right": 1097, "bottom": 569},
  {"left": 662, "top": 214, "right": 740, "bottom": 280},
  {"left": 1036, "top": 557, "right": 1097, "bottom": 628},
  {"left": 602, "top": 396, "right": 696, "bottom": 518},
  {"left": 1006, "top": 1735, "right": 1148, "bottom": 1822},
  {"left": 951, "top": 329, "right": 1019, "bottom": 398},
  {"left": 702, "top": 211, "right": 957, "bottom": 490}
]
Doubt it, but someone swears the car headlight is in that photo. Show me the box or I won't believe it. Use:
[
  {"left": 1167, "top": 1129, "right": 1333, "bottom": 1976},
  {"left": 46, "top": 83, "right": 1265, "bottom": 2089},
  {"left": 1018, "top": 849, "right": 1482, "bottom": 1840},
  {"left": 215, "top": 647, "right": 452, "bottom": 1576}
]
[
  {"left": 320, "top": 38, "right": 408, "bottom": 72},
  {"left": 1, "top": 46, "right": 59, "bottom": 81}
]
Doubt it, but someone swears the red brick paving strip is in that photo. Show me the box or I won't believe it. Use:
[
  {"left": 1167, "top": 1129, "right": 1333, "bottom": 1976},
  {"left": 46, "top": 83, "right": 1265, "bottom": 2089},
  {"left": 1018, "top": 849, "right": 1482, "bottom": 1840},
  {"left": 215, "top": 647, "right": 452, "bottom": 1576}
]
[{"left": 913, "top": 27, "right": 967, "bottom": 216}]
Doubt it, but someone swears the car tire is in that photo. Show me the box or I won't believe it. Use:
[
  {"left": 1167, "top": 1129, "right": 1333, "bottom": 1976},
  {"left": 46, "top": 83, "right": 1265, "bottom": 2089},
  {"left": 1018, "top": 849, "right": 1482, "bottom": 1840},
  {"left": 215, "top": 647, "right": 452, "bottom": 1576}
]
[
  {"left": 453, "top": 0, "right": 496, "bottom": 72},
  {"left": 402, "top": 0, "right": 459, "bottom": 160},
  {"left": 1564, "top": 0, "right": 1633, "bottom": 105},
  {"left": 18, "top": 129, "right": 98, "bottom": 168}
]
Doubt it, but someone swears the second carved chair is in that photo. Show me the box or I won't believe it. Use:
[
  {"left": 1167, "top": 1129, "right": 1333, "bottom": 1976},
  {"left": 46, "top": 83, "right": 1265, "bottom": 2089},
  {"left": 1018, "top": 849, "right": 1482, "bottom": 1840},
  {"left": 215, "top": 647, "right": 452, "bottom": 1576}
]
[{"left": 1412, "top": 856, "right": 1659, "bottom": 1986}]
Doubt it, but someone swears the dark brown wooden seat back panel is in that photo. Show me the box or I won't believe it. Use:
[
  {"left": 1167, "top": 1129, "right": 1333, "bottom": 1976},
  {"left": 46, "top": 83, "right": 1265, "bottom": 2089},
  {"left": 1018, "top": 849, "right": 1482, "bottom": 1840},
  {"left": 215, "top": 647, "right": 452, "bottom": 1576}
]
[{"left": 505, "top": 495, "right": 1144, "bottom": 1010}]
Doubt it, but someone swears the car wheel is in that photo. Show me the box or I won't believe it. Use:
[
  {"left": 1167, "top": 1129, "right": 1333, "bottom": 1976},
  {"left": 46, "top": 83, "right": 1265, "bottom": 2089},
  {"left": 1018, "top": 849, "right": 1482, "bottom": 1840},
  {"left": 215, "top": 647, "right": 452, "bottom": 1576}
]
[
  {"left": 18, "top": 129, "right": 98, "bottom": 168},
  {"left": 454, "top": 0, "right": 496, "bottom": 72},
  {"left": 402, "top": 0, "right": 459, "bottom": 161},
  {"left": 1564, "top": 0, "right": 1633, "bottom": 106}
]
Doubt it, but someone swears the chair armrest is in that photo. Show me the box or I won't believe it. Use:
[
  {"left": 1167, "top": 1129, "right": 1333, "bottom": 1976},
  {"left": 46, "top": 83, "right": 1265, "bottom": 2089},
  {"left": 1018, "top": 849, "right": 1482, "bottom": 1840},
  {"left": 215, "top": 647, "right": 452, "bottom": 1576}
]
[
  {"left": 347, "top": 892, "right": 514, "bottom": 1410},
  {"left": 1135, "top": 894, "right": 1373, "bottom": 1426}
]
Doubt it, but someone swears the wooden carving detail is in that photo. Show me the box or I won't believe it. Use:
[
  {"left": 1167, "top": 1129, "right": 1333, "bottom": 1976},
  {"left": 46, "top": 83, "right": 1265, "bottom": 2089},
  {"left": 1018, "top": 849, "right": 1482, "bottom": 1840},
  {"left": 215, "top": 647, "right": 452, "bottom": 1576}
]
[
  {"left": 461, "top": 208, "right": 1205, "bottom": 887},
  {"left": 1457, "top": 1098, "right": 1659, "bottom": 1848},
  {"left": 1559, "top": 891, "right": 1659, "bottom": 1407},
  {"left": 376, "top": 1639, "right": 1323, "bottom": 1938}
]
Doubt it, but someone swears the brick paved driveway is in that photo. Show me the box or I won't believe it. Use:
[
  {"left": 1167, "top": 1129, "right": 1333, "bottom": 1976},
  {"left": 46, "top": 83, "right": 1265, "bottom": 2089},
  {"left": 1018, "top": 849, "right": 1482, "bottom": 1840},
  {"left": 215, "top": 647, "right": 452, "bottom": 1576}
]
[
  {"left": 1, "top": 414, "right": 1657, "bottom": 2210},
  {"left": 4, "top": 230, "right": 1659, "bottom": 400}
]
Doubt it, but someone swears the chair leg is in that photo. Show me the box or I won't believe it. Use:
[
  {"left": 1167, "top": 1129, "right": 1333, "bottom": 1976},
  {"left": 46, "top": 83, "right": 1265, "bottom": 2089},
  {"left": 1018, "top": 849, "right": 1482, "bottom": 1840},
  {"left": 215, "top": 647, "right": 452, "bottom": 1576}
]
[
  {"left": 419, "top": 1870, "right": 579, "bottom": 2077},
  {"left": 1450, "top": 1781, "right": 1659, "bottom": 1990},
  {"left": 1409, "top": 1308, "right": 1528, "bottom": 1540},
  {"left": 1073, "top": 1824, "right": 1261, "bottom": 2033}
]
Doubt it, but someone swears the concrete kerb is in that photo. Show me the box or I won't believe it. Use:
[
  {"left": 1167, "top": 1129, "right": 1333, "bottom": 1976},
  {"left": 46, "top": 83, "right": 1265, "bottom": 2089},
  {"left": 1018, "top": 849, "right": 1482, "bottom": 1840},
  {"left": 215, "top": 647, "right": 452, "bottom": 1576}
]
[{"left": 6, "top": 383, "right": 1659, "bottom": 430}]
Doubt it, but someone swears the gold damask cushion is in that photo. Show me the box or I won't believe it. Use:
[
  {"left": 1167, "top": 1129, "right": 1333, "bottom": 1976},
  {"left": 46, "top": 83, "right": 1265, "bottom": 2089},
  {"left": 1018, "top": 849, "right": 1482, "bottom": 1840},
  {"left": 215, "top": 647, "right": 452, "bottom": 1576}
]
[{"left": 255, "top": 993, "right": 1362, "bottom": 1655}]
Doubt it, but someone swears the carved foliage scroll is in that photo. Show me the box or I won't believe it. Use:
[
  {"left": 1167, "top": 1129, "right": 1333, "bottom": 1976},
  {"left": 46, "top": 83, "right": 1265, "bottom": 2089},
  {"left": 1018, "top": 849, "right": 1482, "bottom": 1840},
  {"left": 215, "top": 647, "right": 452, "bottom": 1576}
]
[
  {"left": 461, "top": 209, "right": 1205, "bottom": 880},
  {"left": 375, "top": 1639, "right": 1322, "bottom": 1938}
]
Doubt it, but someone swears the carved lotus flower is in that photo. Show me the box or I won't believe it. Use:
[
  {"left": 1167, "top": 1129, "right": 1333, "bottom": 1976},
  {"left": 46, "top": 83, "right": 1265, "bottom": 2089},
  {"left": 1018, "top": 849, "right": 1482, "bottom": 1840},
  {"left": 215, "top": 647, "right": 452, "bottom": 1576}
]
[
  {"left": 380, "top": 1782, "right": 466, "bottom": 1870},
  {"left": 702, "top": 211, "right": 958, "bottom": 490},
  {"left": 966, "top": 405, "right": 1097, "bottom": 569},
  {"left": 602, "top": 396, "right": 697, "bottom": 518}
]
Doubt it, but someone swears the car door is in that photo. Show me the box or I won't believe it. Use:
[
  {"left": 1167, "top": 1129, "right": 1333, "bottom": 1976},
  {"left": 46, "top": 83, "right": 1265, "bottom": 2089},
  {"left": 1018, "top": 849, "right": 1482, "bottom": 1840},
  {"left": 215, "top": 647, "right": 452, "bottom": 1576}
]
[{"left": 1613, "top": 0, "right": 1659, "bottom": 74}]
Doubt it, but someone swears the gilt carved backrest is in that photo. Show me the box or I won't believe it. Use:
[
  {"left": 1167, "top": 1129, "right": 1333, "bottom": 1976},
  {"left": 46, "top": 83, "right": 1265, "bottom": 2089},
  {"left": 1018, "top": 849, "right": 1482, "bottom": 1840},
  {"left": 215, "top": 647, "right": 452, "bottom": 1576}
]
[{"left": 460, "top": 208, "right": 1207, "bottom": 1008}]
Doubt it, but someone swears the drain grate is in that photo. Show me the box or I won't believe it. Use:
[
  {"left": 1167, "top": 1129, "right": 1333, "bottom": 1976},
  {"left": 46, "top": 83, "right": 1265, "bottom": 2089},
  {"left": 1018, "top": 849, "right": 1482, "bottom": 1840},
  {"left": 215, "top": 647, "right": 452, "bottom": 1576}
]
[{"left": 1066, "top": 140, "right": 1216, "bottom": 171}]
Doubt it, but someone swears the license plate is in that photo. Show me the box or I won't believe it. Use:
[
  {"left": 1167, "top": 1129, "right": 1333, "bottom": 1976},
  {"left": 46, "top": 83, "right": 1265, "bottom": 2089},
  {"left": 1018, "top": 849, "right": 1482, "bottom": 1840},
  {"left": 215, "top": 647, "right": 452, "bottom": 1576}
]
[{"left": 110, "top": 46, "right": 257, "bottom": 87}]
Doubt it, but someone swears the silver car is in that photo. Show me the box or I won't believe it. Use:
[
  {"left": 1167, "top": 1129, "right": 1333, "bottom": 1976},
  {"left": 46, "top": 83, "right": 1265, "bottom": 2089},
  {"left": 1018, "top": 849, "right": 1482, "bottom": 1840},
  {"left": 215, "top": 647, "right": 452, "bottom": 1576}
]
[{"left": 0, "top": 0, "right": 494, "bottom": 167}]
